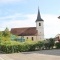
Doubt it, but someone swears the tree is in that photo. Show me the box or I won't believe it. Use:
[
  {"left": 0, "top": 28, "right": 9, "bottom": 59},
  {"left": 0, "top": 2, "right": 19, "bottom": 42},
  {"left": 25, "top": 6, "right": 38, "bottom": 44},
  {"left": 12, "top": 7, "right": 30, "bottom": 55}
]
[
  {"left": 43, "top": 38, "right": 55, "bottom": 49},
  {"left": 2, "top": 27, "right": 11, "bottom": 37},
  {"left": 2, "top": 27, "right": 11, "bottom": 41},
  {"left": 47, "top": 38, "right": 55, "bottom": 49},
  {"left": 0, "top": 31, "right": 3, "bottom": 43}
]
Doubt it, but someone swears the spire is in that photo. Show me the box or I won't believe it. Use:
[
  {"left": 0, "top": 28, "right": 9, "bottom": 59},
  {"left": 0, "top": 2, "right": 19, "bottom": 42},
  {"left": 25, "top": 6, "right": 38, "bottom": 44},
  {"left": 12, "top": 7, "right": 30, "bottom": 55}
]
[
  {"left": 37, "top": 7, "right": 41, "bottom": 19},
  {"left": 36, "top": 7, "right": 43, "bottom": 22}
]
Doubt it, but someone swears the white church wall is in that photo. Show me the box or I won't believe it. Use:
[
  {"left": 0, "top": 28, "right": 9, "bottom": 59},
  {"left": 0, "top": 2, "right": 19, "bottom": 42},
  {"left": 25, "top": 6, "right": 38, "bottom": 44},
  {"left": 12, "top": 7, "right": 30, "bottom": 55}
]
[
  {"left": 36, "top": 21, "right": 44, "bottom": 40},
  {"left": 18, "top": 36, "right": 37, "bottom": 41}
]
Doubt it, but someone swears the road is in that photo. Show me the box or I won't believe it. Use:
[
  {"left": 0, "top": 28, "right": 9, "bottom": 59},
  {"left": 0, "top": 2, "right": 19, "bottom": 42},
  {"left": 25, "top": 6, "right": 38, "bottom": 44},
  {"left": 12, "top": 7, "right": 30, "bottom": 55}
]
[{"left": 0, "top": 49, "right": 60, "bottom": 60}]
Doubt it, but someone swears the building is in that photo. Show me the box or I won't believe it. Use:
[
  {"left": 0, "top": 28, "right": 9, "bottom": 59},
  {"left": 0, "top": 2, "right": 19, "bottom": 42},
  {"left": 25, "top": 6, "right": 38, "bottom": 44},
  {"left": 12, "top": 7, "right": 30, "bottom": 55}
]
[
  {"left": 11, "top": 8, "right": 44, "bottom": 41},
  {"left": 55, "top": 34, "right": 60, "bottom": 42}
]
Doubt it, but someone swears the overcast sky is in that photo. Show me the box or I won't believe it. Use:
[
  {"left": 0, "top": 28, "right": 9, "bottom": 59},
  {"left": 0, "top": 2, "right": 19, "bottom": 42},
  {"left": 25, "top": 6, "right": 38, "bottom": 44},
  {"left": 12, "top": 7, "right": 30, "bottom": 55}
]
[{"left": 0, "top": 0, "right": 60, "bottom": 38}]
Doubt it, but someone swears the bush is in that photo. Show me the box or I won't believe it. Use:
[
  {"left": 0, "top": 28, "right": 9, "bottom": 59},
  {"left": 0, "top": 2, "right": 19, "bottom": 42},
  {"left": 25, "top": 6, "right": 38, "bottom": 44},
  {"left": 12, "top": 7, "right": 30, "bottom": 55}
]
[
  {"left": 18, "top": 43, "right": 30, "bottom": 52},
  {"left": 0, "top": 41, "right": 44, "bottom": 53},
  {"left": 0, "top": 41, "right": 20, "bottom": 53},
  {"left": 43, "top": 38, "right": 55, "bottom": 50},
  {"left": 55, "top": 42, "right": 60, "bottom": 49}
]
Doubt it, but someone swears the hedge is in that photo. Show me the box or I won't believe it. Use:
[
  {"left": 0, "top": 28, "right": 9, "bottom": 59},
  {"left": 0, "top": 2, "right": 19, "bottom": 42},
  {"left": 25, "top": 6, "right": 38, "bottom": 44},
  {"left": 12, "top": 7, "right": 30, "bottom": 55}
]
[
  {"left": 0, "top": 41, "right": 44, "bottom": 53},
  {"left": 55, "top": 42, "right": 60, "bottom": 49}
]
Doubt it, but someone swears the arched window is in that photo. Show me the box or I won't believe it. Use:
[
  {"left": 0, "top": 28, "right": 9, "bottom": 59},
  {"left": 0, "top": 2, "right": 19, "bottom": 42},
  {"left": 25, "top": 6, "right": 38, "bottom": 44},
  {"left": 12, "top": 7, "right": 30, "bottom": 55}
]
[{"left": 39, "top": 23, "right": 41, "bottom": 26}]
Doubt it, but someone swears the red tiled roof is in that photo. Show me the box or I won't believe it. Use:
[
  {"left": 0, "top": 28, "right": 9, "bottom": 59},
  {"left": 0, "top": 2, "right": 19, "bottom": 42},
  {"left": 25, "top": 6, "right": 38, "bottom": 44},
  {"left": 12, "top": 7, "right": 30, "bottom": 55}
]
[{"left": 11, "top": 27, "right": 37, "bottom": 36}]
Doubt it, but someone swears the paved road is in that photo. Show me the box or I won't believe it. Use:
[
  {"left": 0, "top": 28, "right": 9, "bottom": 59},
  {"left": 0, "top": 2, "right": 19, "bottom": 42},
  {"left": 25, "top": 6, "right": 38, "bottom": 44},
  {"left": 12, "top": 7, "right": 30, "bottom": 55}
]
[
  {"left": 28, "top": 49, "right": 60, "bottom": 56},
  {"left": 0, "top": 49, "right": 60, "bottom": 60}
]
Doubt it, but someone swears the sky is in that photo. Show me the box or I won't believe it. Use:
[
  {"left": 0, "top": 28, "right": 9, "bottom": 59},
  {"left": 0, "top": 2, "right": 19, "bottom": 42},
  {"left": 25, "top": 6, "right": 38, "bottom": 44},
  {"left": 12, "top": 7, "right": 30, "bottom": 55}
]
[{"left": 0, "top": 0, "right": 60, "bottom": 38}]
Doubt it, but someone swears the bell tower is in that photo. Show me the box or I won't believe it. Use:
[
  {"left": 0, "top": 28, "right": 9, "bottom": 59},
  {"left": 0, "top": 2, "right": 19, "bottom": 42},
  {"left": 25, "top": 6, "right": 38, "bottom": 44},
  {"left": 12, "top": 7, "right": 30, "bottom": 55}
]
[{"left": 36, "top": 7, "right": 44, "bottom": 40}]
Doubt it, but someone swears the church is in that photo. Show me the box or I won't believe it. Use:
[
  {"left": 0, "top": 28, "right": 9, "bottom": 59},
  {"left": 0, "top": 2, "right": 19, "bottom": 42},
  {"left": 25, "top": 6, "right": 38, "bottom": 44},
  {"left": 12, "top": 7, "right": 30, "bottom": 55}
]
[{"left": 11, "top": 8, "right": 44, "bottom": 41}]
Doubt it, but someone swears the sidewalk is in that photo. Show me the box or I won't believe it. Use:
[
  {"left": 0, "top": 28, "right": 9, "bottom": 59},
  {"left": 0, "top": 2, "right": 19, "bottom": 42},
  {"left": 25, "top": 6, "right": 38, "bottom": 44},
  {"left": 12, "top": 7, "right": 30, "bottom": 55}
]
[{"left": 0, "top": 53, "right": 60, "bottom": 60}]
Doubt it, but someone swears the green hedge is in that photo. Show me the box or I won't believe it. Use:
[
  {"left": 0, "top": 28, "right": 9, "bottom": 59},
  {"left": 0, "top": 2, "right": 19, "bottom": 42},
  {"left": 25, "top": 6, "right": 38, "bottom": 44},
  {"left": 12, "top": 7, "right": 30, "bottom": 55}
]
[
  {"left": 55, "top": 42, "right": 60, "bottom": 49},
  {"left": 0, "top": 41, "right": 44, "bottom": 53}
]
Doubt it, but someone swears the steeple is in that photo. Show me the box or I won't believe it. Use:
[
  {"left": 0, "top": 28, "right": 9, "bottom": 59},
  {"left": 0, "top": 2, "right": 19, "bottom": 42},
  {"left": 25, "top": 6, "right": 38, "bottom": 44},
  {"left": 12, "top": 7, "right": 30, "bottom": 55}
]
[{"left": 36, "top": 7, "right": 43, "bottom": 22}]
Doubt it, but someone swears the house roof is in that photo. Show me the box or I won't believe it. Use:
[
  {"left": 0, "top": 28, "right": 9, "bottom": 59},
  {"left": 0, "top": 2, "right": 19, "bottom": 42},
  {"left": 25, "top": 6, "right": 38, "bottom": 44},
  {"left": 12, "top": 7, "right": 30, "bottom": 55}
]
[
  {"left": 55, "top": 34, "right": 60, "bottom": 38},
  {"left": 11, "top": 27, "right": 37, "bottom": 36}
]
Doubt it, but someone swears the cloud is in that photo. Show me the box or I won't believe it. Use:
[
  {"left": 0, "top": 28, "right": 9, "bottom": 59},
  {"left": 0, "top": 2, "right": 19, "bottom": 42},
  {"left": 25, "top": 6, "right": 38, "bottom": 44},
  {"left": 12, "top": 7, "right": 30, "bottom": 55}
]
[
  {"left": 0, "top": 0, "right": 23, "bottom": 4},
  {"left": 42, "top": 14, "right": 60, "bottom": 38},
  {"left": 0, "top": 13, "right": 60, "bottom": 38},
  {"left": 0, "top": 13, "right": 36, "bottom": 29},
  {"left": 0, "top": 13, "right": 22, "bottom": 20}
]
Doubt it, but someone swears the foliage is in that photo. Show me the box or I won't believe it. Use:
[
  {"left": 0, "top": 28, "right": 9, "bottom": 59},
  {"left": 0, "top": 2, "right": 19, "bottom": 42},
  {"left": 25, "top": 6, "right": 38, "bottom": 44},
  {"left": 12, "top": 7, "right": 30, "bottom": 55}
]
[
  {"left": 0, "top": 27, "right": 11, "bottom": 42},
  {"left": 49, "top": 38, "right": 55, "bottom": 47},
  {"left": 55, "top": 42, "right": 60, "bottom": 49},
  {"left": 0, "top": 31, "right": 2, "bottom": 42},
  {"left": 0, "top": 40, "right": 44, "bottom": 53},
  {"left": 43, "top": 38, "right": 55, "bottom": 49},
  {"left": 2, "top": 27, "right": 11, "bottom": 37}
]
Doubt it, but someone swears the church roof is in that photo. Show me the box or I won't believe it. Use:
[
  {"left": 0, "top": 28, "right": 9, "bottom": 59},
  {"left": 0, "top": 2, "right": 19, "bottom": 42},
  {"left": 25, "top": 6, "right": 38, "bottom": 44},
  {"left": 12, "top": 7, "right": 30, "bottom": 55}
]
[
  {"left": 36, "top": 7, "right": 44, "bottom": 22},
  {"left": 11, "top": 27, "right": 37, "bottom": 36}
]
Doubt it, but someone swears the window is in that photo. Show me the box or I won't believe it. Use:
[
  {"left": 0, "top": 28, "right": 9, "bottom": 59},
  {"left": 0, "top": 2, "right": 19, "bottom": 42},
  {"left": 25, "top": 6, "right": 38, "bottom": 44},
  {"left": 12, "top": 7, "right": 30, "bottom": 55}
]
[
  {"left": 27, "top": 37, "right": 28, "bottom": 39},
  {"left": 32, "top": 37, "right": 34, "bottom": 41},
  {"left": 39, "top": 23, "right": 41, "bottom": 26}
]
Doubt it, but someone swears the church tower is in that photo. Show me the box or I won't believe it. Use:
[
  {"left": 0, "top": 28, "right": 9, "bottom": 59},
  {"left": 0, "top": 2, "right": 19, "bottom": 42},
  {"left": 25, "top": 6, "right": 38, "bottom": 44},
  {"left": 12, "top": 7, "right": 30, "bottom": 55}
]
[{"left": 36, "top": 8, "right": 44, "bottom": 40}]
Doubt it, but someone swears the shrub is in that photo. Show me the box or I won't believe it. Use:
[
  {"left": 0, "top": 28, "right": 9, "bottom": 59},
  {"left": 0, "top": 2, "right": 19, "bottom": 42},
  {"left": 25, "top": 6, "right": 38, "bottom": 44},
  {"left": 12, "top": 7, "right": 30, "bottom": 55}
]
[
  {"left": 55, "top": 42, "right": 60, "bottom": 49},
  {"left": 0, "top": 40, "right": 44, "bottom": 53},
  {"left": 18, "top": 43, "right": 30, "bottom": 52},
  {"left": 43, "top": 38, "right": 55, "bottom": 50},
  {"left": 37, "top": 41, "right": 44, "bottom": 49}
]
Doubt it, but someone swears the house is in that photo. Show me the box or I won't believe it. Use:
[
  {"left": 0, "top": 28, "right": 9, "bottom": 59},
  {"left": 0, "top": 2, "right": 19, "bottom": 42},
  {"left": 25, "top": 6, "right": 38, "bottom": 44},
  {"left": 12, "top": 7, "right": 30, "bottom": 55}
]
[
  {"left": 55, "top": 34, "right": 60, "bottom": 42},
  {"left": 11, "top": 8, "right": 44, "bottom": 41}
]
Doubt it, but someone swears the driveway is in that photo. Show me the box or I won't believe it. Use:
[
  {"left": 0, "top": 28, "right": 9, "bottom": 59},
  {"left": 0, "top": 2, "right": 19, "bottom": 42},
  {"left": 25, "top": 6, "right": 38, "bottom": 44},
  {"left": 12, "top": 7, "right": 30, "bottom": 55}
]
[{"left": 0, "top": 49, "right": 60, "bottom": 60}]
